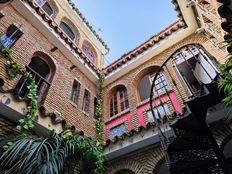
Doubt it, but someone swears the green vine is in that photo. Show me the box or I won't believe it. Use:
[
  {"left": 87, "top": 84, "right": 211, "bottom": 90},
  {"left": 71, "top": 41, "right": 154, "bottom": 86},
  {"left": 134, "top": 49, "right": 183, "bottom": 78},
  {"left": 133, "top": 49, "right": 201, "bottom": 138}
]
[
  {"left": 218, "top": 35, "right": 232, "bottom": 121},
  {"left": 0, "top": 37, "right": 105, "bottom": 172},
  {"left": 94, "top": 71, "right": 105, "bottom": 174},
  {"left": 1, "top": 45, "right": 38, "bottom": 135}
]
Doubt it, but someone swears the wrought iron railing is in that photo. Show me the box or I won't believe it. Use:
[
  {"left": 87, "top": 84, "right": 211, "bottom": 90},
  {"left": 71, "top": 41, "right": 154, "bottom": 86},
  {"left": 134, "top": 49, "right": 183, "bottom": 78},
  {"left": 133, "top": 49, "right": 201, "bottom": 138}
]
[{"left": 149, "top": 44, "right": 221, "bottom": 170}]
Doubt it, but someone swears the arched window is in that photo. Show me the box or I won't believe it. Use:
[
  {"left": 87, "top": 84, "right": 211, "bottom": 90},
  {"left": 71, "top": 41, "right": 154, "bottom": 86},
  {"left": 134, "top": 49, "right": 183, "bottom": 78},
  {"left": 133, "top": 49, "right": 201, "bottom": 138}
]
[
  {"left": 137, "top": 72, "right": 169, "bottom": 102},
  {"left": 14, "top": 53, "right": 56, "bottom": 105},
  {"left": 110, "top": 86, "right": 129, "bottom": 117},
  {"left": 35, "top": 0, "right": 54, "bottom": 17},
  {"left": 83, "top": 46, "right": 94, "bottom": 62},
  {"left": 82, "top": 40, "right": 97, "bottom": 63},
  {"left": 171, "top": 45, "right": 220, "bottom": 97},
  {"left": 59, "top": 21, "right": 76, "bottom": 42}
]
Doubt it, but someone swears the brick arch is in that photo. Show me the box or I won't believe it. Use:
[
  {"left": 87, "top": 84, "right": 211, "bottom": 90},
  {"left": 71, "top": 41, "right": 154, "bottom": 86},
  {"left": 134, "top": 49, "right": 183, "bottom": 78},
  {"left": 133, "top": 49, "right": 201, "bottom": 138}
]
[
  {"left": 104, "top": 82, "right": 129, "bottom": 118},
  {"left": 59, "top": 17, "right": 80, "bottom": 44},
  {"left": 82, "top": 40, "right": 98, "bottom": 63},
  {"left": 131, "top": 65, "right": 160, "bottom": 102},
  {"left": 106, "top": 159, "right": 143, "bottom": 174},
  {"left": 143, "top": 146, "right": 165, "bottom": 173},
  {"left": 32, "top": 51, "right": 57, "bottom": 83}
]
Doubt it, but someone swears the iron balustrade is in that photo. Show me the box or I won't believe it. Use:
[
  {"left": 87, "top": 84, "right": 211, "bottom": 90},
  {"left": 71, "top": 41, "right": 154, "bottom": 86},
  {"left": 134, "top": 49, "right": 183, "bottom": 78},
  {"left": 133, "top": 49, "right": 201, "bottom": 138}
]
[{"left": 149, "top": 44, "right": 222, "bottom": 171}]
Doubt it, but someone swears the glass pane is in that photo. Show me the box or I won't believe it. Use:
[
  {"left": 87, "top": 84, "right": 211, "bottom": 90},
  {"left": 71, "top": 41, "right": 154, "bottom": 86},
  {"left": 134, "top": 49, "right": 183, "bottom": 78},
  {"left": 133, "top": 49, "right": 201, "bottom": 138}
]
[
  {"left": 59, "top": 22, "right": 76, "bottom": 41},
  {"left": 138, "top": 75, "right": 151, "bottom": 101},
  {"left": 42, "top": 2, "right": 53, "bottom": 16},
  {"left": 35, "top": 0, "right": 46, "bottom": 6}
]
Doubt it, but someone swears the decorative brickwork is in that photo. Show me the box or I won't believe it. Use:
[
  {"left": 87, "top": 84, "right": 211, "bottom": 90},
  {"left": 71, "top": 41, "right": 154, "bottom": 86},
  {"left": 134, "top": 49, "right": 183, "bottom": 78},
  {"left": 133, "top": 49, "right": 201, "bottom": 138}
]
[
  {"left": 0, "top": 5, "right": 97, "bottom": 138},
  {"left": 105, "top": 144, "right": 165, "bottom": 174}
]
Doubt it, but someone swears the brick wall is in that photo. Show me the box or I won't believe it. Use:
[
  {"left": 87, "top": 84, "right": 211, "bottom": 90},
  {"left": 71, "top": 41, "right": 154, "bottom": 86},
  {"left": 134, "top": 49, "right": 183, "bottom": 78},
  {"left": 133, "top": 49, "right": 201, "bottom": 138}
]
[
  {"left": 0, "top": 5, "right": 97, "bottom": 138},
  {"left": 105, "top": 144, "right": 165, "bottom": 174},
  {"left": 103, "top": 33, "right": 228, "bottom": 134}
]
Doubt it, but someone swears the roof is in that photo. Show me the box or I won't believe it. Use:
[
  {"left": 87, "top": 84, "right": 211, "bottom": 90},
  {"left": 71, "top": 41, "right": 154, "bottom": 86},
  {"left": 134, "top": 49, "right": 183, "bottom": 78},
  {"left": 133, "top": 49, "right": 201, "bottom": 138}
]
[
  {"left": 27, "top": 0, "right": 99, "bottom": 73},
  {"left": 66, "top": 0, "right": 109, "bottom": 52},
  {"left": 103, "top": 20, "right": 185, "bottom": 75},
  {"left": 103, "top": 0, "right": 186, "bottom": 75}
]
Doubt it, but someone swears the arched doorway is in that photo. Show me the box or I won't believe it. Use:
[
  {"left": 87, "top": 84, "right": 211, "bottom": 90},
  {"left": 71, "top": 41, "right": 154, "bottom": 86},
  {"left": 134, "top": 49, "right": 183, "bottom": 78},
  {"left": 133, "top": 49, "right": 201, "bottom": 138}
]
[{"left": 115, "top": 169, "right": 135, "bottom": 174}]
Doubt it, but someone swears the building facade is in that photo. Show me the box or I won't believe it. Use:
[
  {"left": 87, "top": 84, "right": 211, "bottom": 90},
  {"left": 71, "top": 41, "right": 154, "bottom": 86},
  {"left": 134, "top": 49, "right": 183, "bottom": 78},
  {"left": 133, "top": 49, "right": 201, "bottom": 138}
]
[{"left": 0, "top": 0, "right": 231, "bottom": 174}]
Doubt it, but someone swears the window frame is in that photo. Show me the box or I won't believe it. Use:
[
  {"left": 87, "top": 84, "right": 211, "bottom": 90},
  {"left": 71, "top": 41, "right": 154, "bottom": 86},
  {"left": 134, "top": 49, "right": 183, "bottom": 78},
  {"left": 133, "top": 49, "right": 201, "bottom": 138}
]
[
  {"left": 110, "top": 87, "right": 129, "bottom": 117},
  {"left": 35, "top": 0, "right": 54, "bottom": 17},
  {"left": 70, "top": 79, "right": 81, "bottom": 106},
  {"left": 0, "top": 24, "right": 23, "bottom": 49},
  {"left": 82, "top": 89, "right": 90, "bottom": 114},
  {"left": 83, "top": 46, "right": 95, "bottom": 63},
  {"left": 59, "top": 21, "right": 76, "bottom": 42}
]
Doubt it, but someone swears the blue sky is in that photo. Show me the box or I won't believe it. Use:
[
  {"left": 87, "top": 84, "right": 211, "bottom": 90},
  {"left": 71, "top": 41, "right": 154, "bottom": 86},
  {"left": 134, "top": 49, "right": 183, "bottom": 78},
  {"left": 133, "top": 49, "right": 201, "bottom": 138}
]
[{"left": 73, "top": 0, "right": 177, "bottom": 66}]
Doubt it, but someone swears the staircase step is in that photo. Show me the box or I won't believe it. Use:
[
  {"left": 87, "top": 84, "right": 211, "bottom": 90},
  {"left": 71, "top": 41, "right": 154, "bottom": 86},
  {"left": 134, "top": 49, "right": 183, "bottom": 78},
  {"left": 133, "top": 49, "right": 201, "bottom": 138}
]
[
  {"left": 170, "top": 113, "right": 207, "bottom": 134},
  {"left": 169, "top": 159, "right": 219, "bottom": 172},
  {"left": 166, "top": 138, "right": 212, "bottom": 151}
]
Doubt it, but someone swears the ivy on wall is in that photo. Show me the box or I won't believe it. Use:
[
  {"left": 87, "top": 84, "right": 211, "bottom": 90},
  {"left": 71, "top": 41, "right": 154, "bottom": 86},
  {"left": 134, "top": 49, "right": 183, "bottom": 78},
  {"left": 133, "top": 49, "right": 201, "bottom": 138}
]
[
  {"left": 94, "top": 71, "right": 105, "bottom": 174},
  {"left": 0, "top": 38, "right": 105, "bottom": 173},
  {"left": 1, "top": 47, "right": 38, "bottom": 135}
]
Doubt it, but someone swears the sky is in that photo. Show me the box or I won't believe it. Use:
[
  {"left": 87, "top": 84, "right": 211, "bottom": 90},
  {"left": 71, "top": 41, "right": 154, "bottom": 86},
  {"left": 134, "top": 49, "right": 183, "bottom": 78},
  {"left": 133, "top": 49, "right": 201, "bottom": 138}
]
[{"left": 73, "top": 0, "right": 178, "bottom": 67}]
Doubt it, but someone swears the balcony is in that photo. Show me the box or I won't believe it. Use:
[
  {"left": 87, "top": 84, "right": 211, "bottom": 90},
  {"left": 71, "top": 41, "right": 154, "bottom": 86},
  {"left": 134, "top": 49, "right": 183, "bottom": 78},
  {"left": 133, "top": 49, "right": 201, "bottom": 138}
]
[{"left": 149, "top": 44, "right": 228, "bottom": 173}]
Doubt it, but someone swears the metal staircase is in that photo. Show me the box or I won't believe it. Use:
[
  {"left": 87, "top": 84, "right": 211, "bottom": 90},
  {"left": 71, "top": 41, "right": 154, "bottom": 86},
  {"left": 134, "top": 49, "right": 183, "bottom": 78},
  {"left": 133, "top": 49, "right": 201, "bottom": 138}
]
[{"left": 149, "top": 44, "right": 228, "bottom": 173}]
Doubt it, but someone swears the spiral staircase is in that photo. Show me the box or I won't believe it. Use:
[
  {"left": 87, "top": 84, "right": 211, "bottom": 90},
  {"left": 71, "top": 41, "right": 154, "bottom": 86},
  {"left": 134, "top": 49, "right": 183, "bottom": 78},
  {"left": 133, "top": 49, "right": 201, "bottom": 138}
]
[{"left": 149, "top": 45, "right": 229, "bottom": 174}]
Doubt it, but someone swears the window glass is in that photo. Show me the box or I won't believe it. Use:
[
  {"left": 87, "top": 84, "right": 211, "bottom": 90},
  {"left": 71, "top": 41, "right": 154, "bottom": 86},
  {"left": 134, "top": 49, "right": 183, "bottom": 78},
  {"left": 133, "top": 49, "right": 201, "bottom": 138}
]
[
  {"left": 110, "top": 87, "right": 129, "bottom": 117},
  {"left": 0, "top": 25, "right": 23, "bottom": 48},
  {"left": 59, "top": 21, "right": 76, "bottom": 41},
  {"left": 42, "top": 2, "right": 53, "bottom": 16},
  {"left": 137, "top": 75, "right": 151, "bottom": 101},
  {"left": 70, "top": 80, "right": 80, "bottom": 105},
  {"left": 82, "top": 89, "right": 90, "bottom": 113},
  {"left": 83, "top": 46, "right": 94, "bottom": 62},
  {"left": 151, "top": 73, "right": 169, "bottom": 95},
  {"left": 147, "top": 103, "right": 169, "bottom": 122}
]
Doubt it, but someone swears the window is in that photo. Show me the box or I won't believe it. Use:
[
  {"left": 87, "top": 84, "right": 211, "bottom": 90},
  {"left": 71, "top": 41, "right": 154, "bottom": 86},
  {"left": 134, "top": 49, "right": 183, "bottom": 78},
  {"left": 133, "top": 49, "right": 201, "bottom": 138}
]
[
  {"left": 110, "top": 86, "right": 129, "bottom": 117},
  {"left": 147, "top": 103, "right": 169, "bottom": 122},
  {"left": 110, "top": 124, "right": 126, "bottom": 138},
  {"left": 14, "top": 56, "right": 55, "bottom": 105},
  {"left": 172, "top": 45, "right": 218, "bottom": 96},
  {"left": 83, "top": 46, "right": 94, "bottom": 62},
  {"left": 70, "top": 80, "right": 80, "bottom": 105},
  {"left": 82, "top": 89, "right": 90, "bottom": 113},
  {"left": 152, "top": 73, "right": 169, "bottom": 95},
  {"left": 59, "top": 21, "right": 76, "bottom": 42},
  {"left": 35, "top": 0, "right": 54, "bottom": 17},
  {"left": 0, "top": 24, "right": 23, "bottom": 49},
  {"left": 137, "top": 73, "right": 169, "bottom": 101}
]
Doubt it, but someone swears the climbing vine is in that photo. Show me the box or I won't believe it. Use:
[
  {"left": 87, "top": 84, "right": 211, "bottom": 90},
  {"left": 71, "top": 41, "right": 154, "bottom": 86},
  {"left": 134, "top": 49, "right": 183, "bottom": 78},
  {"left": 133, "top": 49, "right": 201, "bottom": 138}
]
[
  {"left": 1, "top": 47, "right": 38, "bottom": 135},
  {"left": 94, "top": 71, "right": 105, "bottom": 173},
  {"left": 0, "top": 37, "right": 105, "bottom": 172}
]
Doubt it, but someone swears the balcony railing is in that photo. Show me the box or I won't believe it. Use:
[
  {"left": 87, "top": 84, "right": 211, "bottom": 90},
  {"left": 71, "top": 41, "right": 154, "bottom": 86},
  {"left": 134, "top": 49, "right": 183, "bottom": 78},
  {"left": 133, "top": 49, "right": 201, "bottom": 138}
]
[{"left": 149, "top": 44, "right": 222, "bottom": 172}]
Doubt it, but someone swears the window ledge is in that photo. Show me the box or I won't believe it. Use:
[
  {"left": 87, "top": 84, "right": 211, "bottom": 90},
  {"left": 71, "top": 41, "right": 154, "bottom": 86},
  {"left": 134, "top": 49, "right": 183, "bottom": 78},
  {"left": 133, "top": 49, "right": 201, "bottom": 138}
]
[
  {"left": 83, "top": 110, "right": 90, "bottom": 116},
  {"left": 104, "top": 108, "right": 130, "bottom": 123},
  {"left": 69, "top": 101, "right": 78, "bottom": 108}
]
